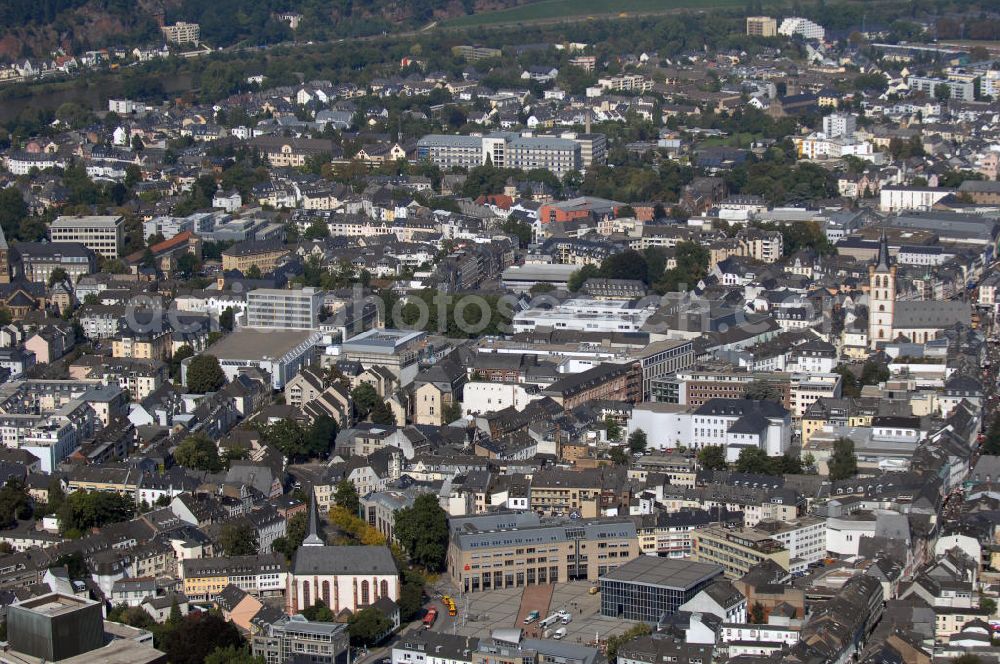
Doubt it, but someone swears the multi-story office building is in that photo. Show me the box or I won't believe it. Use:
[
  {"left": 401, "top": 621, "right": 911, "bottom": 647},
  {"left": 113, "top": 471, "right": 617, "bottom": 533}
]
[
  {"left": 746, "top": 16, "right": 777, "bottom": 36},
  {"left": 246, "top": 287, "right": 324, "bottom": 330},
  {"left": 692, "top": 526, "right": 790, "bottom": 578},
  {"left": 416, "top": 133, "right": 592, "bottom": 176},
  {"left": 221, "top": 240, "right": 290, "bottom": 273},
  {"left": 753, "top": 517, "right": 826, "bottom": 572},
  {"left": 822, "top": 113, "right": 858, "bottom": 139},
  {"left": 512, "top": 298, "right": 658, "bottom": 334},
  {"left": 49, "top": 215, "right": 124, "bottom": 259},
  {"left": 12, "top": 242, "right": 97, "bottom": 284},
  {"left": 253, "top": 614, "right": 349, "bottom": 664},
  {"left": 339, "top": 328, "right": 426, "bottom": 382},
  {"left": 599, "top": 556, "right": 725, "bottom": 622},
  {"left": 447, "top": 512, "right": 639, "bottom": 593}
]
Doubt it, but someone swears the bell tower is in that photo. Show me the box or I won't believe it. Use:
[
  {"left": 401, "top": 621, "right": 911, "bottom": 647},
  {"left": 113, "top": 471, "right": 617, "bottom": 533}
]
[{"left": 868, "top": 231, "right": 896, "bottom": 349}]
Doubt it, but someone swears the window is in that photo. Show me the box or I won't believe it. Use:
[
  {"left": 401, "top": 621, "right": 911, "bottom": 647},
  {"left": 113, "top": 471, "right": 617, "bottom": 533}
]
[
  {"left": 361, "top": 580, "right": 370, "bottom": 605},
  {"left": 381, "top": 580, "right": 389, "bottom": 598}
]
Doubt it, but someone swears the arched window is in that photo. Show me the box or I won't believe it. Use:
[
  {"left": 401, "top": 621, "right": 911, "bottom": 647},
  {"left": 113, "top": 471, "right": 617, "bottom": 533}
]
[
  {"left": 878, "top": 329, "right": 885, "bottom": 339},
  {"left": 361, "top": 580, "right": 370, "bottom": 605},
  {"left": 879, "top": 305, "right": 885, "bottom": 312},
  {"left": 322, "top": 580, "right": 331, "bottom": 607},
  {"left": 302, "top": 581, "right": 311, "bottom": 609},
  {"left": 380, "top": 580, "right": 389, "bottom": 598}
]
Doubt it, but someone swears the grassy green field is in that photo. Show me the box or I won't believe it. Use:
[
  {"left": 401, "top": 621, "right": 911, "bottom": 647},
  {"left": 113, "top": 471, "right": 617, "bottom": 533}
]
[{"left": 442, "top": 0, "right": 747, "bottom": 28}]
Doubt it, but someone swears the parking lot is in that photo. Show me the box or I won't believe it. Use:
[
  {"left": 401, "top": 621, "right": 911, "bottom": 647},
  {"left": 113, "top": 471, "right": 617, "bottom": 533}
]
[{"left": 428, "top": 581, "right": 638, "bottom": 645}]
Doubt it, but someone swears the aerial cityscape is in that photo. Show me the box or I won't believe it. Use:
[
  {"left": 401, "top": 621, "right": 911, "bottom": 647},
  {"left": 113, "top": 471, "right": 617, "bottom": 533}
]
[{"left": 0, "top": 0, "right": 996, "bottom": 662}]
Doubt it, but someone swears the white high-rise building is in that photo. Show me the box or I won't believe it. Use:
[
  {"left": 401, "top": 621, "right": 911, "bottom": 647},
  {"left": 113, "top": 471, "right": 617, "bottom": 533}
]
[
  {"left": 778, "top": 17, "right": 825, "bottom": 41},
  {"left": 822, "top": 113, "right": 857, "bottom": 139},
  {"left": 246, "top": 287, "right": 324, "bottom": 330}
]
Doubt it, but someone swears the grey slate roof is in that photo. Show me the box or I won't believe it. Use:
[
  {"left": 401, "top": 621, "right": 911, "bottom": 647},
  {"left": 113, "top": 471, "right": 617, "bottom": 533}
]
[{"left": 292, "top": 545, "right": 397, "bottom": 576}]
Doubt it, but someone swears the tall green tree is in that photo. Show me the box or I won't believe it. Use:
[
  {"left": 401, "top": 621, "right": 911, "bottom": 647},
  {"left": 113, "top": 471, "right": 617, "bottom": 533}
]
[
  {"left": 217, "top": 521, "right": 260, "bottom": 556},
  {"left": 162, "top": 612, "right": 243, "bottom": 664},
  {"left": 348, "top": 606, "right": 392, "bottom": 646},
  {"left": 174, "top": 432, "right": 224, "bottom": 472},
  {"left": 334, "top": 480, "right": 361, "bottom": 515},
  {"left": 828, "top": 438, "right": 858, "bottom": 481},
  {"left": 394, "top": 494, "right": 449, "bottom": 571},
  {"left": 628, "top": 429, "right": 647, "bottom": 454},
  {"left": 186, "top": 354, "right": 226, "bottom": 393},
  {"left": 697, "top": 445, "right": 727, "bottom": 471}
]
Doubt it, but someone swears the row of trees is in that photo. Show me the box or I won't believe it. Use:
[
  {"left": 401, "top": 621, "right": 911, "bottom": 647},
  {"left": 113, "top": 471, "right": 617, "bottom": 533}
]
[{"left": 568, "top": 242, "right": 710, "bottom": 295}]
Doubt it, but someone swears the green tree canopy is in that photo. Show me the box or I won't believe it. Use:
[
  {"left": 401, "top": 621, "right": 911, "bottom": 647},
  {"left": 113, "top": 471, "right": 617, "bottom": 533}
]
[
  {"left": 174, "top": 432, "right": 224, "bottom": 472},
  {"left": 334, "top": 480, "right": 360, "bottom": 515},
  {"left": 828, "top": 438, "right": 858, "bottom": 481},
  {"left": 628, "top": 429, "right": 647, "bottom": 454},
  {"left": 217, "top": 521, "right": 260, "bottom": 556},
  {"left": 348, "top": 606, "right": 392, "bottom": 646},
  {"left": 162, "top": 612, "right": 243, "bottom": 664},
  {"left": 395, "top": 494, "right": 449, "bottom": 571},
  {"left": 697, "top": 445, "right": 727, "bottom": 471},
  {"left": 186, "top": 354, "right": 226, "bottom": 393}
]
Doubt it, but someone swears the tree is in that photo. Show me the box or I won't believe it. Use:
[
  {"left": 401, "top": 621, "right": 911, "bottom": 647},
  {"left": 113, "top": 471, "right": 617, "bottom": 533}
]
[
  {"left": 304, "top": 219, "right": 330, "bottom": 240},
  {"left": 828, "top": 437, "right": 858, "bottom": 481},
  {"left": 441, "top": 401, "right": 463, "bottom": 424},
  {"left": 57, "top": 490, "right": 134, "bottom": 534},
  {"left": 218, "top": 521, "right": 260, "bottom": 556},
  {"left": 609, "top": 446, "right": 629, "bottom": 466},
  {"left": 606, "top": 624, "right": 652, "bottom": 662},
  {"left": 245, "top": 264, "right": 262, "bottom": 279},
  {"left": 628, "top": 429, "right": 647, "bottom": 454},
  {"left": 697, "top": 445, "right": 727, "bottom": 471},
  {"left": 334, "top": 480, "right": 360, "bottom": 516},
  {"left": 605, "top": 416, "right": 622, "bottom": 442},
  {"left": 749, "top": 602, "right": 765, "bottom": 624},
  {"left": 860, "top": 359, "right": 889, "bottom": 386},
  {"left": 174, "top": 432, "right": 224, "bottom": 472},
  {"left": 162, "top": 612, "right": 243, "bottom": 664},
  {"left": 219, "top": 307, "right": 235, "bottom": 332},
  {"left": 983, "top": 414, "right": 1000, "bottom": 455},
  {"left": 348, "top": 607, "right": 392, "bottom": 646},
  {"left": 0, "top": 480, "right": 33, "bottom": 528},
  {"left": 981, "top": 597, "right": 997, "bottom": 616},
  {"left": 301, "top": 599, "right": 335, "bottom": 622},
  {"left": 273, "top": 511, "right": 309, "bottom": 561},
  {"left": 566, "top": 263, "right": 600, "bottom": 292},
  {"left": 303, "top": 415, "right": 338, "bottom": 458},
  {"left": 394, "top": 494, "right": 449, "bottom": 571},
  {"left": 744, "top": 380, "right": 781, "bottom": 401},
  {"left": 954, "top": 656, "right": 984, "bottom": 664},
  {"left": 0, "top": 187, "right": 28, "bottom": 242},
  {"left": 186, "top": 354, "right": 226, "bottom": 393},
  {"left": 47, "top": 267, "right": 69, "bottom": 287},
  {"left": 177, "top": 252, "right": 201, "bottom": 279},
  {"left": 933, "top": 83, "right": 951, "bottom": 101},
  {"left": 351, "top": 384, "right": 380, "bottom": 418},
  {"left": 833, "top": 363, "right": 861, "bottom": 398},
  {"left": 171, "top": 344, "right": 196, "bottom": 381},
  {"left": 204, "top": 645, "right": 265, "bottom": 664},
  {"left": 398, "top": 569, "right": 426, "bottom": 622},
  {"left": 600, "top": 249, "right": 648, "bottom": 283},
  {"left": 370, "top": 398, "right": 396, "bottom": 425},
  {"left": 735, "top": 447, "right": 773, "bottom": 475}
]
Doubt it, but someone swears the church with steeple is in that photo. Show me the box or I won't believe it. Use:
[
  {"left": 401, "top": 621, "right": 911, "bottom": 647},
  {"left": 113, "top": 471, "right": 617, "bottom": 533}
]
[
  {"left": 867, "top": 231, "right": 971, "bottom": 349},
  {"left": 286, "top": 498, "right": 400, "bottom": 616}
]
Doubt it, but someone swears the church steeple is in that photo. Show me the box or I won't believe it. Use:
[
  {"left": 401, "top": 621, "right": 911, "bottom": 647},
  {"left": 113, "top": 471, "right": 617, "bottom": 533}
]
[
  {"left": 302, "top": 495, "right": 324, "bottom": 547},
  {"left": 874, "top": 230, "right": 891, "bottom": 272}
]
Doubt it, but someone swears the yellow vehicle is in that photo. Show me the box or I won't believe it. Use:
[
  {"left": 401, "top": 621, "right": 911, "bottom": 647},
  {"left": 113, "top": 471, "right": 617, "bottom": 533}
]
[
  {"left": 448, "top": 604, "right": 457, "bottom": 617},
  {"left": 588, "top": 586, "right": 599, "bottom": 595}
]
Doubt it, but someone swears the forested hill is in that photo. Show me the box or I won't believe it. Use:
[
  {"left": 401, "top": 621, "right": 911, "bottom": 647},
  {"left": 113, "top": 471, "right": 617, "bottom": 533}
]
[{"left": 0, "top": 0, "right": 526, "bottom": 58}]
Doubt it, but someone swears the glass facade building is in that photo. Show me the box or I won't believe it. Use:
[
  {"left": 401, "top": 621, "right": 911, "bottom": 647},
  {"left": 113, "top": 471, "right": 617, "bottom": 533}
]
[{"left": 599, "top": 557, "right": 723, "bottom": 623}]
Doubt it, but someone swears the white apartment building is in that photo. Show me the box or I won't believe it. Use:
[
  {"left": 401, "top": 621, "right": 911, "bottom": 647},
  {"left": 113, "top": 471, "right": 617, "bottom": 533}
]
[
  {"left": 756, "top": 516, "right": 826, "bottom": 572},
  {"left": 822, "top": 113, "right": 857, "bottom": 139},
  {"left": 246, "top": 287, "right": 324, "bottom": 330},
  {"left": 161, "top": 22, "right": 201, "bottom": 44},
  {"left": 778, "top": 17, "right": 825, "bottom": 40},
  {"left": 416, "top": 133, "right": 588, "bottom": 175},
  {"left": 826, "top": 515, "right": 877, "bottom": 556},
  {"left": 49, "top": 215, "right": 124, "bottom": 259},
  {"left": 908, "top": 76, "right": 975, "bottom": 102}
]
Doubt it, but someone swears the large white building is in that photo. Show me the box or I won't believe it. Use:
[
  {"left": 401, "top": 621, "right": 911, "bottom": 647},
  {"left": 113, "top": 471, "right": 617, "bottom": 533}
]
[
  {"left": 246, "top": 287, "right": 324, "bottom": 330},
  {"left": 462, "top": 382, "right": 542, "bottom": 416},
  {"left": 879, "top": 186, "right": 954, "bottom": 212},
  {"left": 628, "top": 398, "right": 792, "bottom": 460},
  {"left": 416, "top": 133, "right": 595, "bottom": 176},
  {"left": 287, "top": 505, "right": 399, "bottom": 615},
  {"left": 183, "top": 327, "right": 320, "bottom": 390},
  {"left": 49, "top": 215, "right": 124, "bottom": 259},
  {"left": 777, "top": 17, "right": 825, "bottom": 40},
  {"left": 512, "top": 298, "right": 657, "bottom": 334},
  {"left": 822, "top": 113, "right": 857, "bottom": 139}
]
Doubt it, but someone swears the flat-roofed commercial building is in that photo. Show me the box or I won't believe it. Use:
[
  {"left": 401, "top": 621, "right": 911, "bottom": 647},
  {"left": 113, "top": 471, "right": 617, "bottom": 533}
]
[
  {"left": 599, "top": 556, "right": 724, "bottom": 622},
  {"left": 447, "top": 512, "right": 639, "bottom": 593},
  {"left": 417, "top": 133, "right": 589, "bottom": 176},
  {"left": 247, "top": 287, "right": 324, "bottom": 330},
  {"left": 12, "top": 242, "right": 97, "bottom": 284},
  {"left": 49, "top": 215, "right": 124, "bottom": 259},
  {"left": 183, "top": 327, "right": 320, "bottom": 390},
  {"left": 692, "top": 526, "right": 790, "bottom": 579},
  {"left": 339, "top": 328, "right": 426, "bottom": 384}
]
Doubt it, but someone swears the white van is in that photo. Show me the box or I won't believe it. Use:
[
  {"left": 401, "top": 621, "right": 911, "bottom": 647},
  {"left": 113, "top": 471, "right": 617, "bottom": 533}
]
[{"left": 553, "top": 628, "right": 567, "bottom": 640}]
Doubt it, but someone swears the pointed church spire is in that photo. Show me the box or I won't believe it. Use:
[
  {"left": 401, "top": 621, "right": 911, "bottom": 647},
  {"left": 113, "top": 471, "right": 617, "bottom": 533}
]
[
  {"left": 875, "top": 229, "right": 891, "bottom": 272},
  {"left": 303, "top": 494, "right": 324, "bottom": 547}
]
